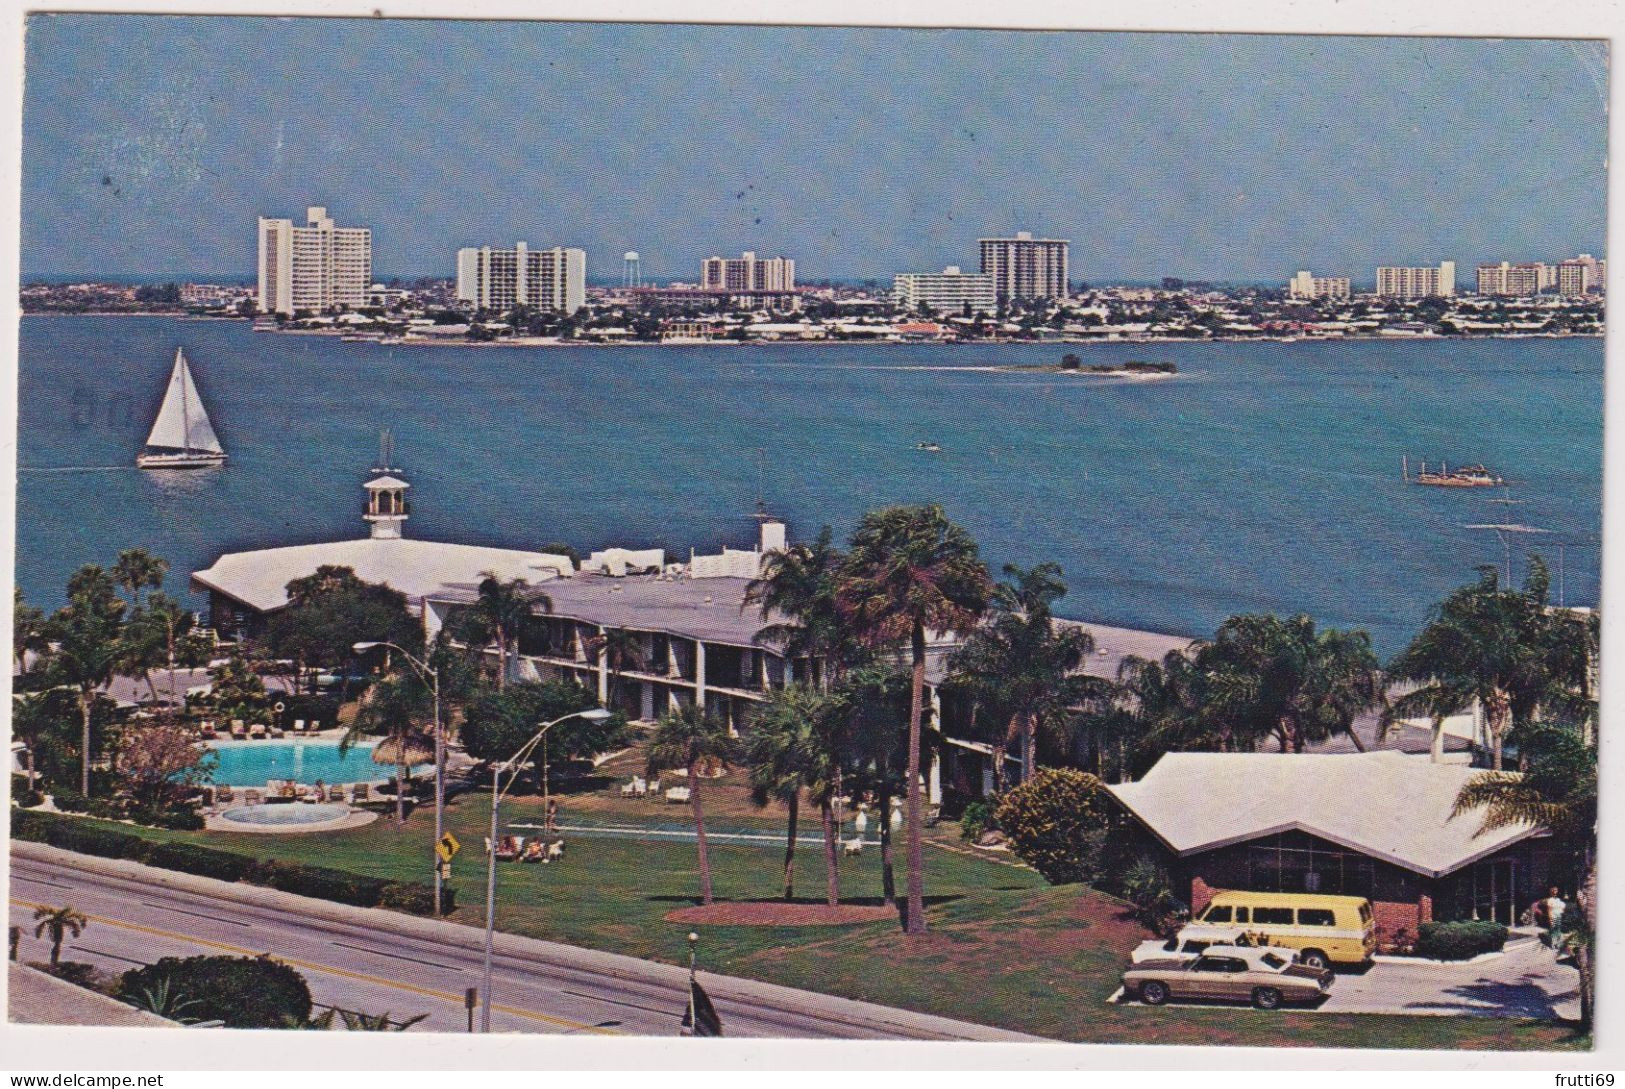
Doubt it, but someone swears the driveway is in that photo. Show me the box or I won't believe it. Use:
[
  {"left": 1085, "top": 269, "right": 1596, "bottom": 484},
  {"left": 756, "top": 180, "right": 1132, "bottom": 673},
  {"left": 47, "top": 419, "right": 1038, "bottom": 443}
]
[{"left": 1324, "top": 938, "right": 1580, "bottom": 1020}]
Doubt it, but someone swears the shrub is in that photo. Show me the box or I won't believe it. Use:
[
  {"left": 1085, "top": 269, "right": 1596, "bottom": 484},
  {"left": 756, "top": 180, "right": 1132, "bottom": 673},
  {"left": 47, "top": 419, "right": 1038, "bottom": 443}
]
[
  {"left": 14, "top": 788, "right": 45, "bottom": 808},
  {"left": 39, "top": 818, "right": 150, "bottom": 863},
  {"left": 959, "top": 800, "right": 994, "bottom": 842},
  {"left": 993, "top": 768, "right": 1114, "bottom": 885},
  {"left": 379, "top": 881, "right": 453, "bottom": 916},
  {"left": 1416, "top": 920, "right": 1508, "bottom": 961},
  {"left": 150, "top": 807, "right": 205, "bottom": 831},
  {"left": 266, "top": 862, "right": 386, "bottom": 908},
  {"left": 145, "top": 842, "right": 257, "bottom": 884},
  {"left": 116, "top": 955, "right": 311, "bottom": 1028},
  {"left": 50, "top": 788, "right": 88, "bottom": 813}
]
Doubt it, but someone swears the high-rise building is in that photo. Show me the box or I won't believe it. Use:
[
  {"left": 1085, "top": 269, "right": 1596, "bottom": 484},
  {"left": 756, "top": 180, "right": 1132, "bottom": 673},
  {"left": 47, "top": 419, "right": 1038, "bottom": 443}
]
[
  {"left": 1287, "top": 270, "right": 1351, "bottom": 301},
  {"left": 700, "top": 252, "right": 796, "bottom": 292},
  {"left": 1375, "top": 261, "right": 1457, "bottom": 299},
  {"left": 1475, "top": 262, "right": 1549, "bottom": 297},
  {"left": 978, "top": 232, "right": 1069, "bottom": 301},
  {"left": 1557, "top": 254, "right": 1606, "bottom": 296},
  {"left": 257, "top": 206, "right": 372, "bottom": 316},
  {"left": 893, "top": 266, "right": 997, "bottom": 313},
  {"left": 455, "top": 243, "right": 587, "bottom": 314}
]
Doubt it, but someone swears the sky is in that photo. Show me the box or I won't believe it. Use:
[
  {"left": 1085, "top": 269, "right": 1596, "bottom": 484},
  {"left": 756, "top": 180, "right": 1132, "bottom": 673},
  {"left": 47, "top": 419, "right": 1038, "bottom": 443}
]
[{"left": 19, "top": 17, "right": 1610, "bottom": 283}]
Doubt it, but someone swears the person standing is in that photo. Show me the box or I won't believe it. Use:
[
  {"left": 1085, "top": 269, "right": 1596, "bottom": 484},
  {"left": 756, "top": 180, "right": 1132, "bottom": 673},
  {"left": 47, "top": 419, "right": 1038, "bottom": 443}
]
[
  {"left": 1543, "top": 886, "right": 1567, "bottom": 950},
  {"left": 545, "top": 797, "right": 559, "bottom": 837}
]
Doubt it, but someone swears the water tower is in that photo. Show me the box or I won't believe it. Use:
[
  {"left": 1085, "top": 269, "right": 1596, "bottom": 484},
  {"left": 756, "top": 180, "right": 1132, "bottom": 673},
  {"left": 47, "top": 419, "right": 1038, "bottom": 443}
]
[{"left": 623, "top": 251, "right": 642, "bottom": 289}]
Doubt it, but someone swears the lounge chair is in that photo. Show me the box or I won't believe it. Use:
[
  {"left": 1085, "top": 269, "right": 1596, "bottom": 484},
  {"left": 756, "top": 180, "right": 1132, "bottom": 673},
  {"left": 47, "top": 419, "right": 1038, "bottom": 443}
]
[
  {"left": 842, "top": 838, "right": 865, "bottom": 857},
  {"left": 216, "top": 785, "right": 235, "bottom": 804},
  {"left": 244, "top": 789, "right": 262, "bottom": 806},
  {"left": 291, "top": 719, "right": 306, "bottom": 733},
  {"left": 248, "top": 723, "right": 267, "bottom": 739},
  {"left": 326, "top": 785, "right": 344, "bottom": 802},
  {"left": 269, "top": 724, "right": 285, "bottom": 739},
  {"left": 351, "top": 783, "right": 369, "bottom": 802},
  {"left": 665, "top": 786, "right": 691, "bottom": 805},
  {"left": 230, "top": 720, "right": 247, "bottom": 739},
  {"left": 198, "top": 721, "right": 217, "bottom": 740}
]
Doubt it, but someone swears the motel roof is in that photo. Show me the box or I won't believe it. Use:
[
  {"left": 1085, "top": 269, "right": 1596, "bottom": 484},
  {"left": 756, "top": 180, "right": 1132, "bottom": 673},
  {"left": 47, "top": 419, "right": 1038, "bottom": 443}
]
[
  {"left": 1108, "top": 751, "right": 1541, "bottom": 878},
  {"left": 192, "top": 537, "right": 575, "bottom": 615},
  {"left": 429, "top": 572, "right": 787, "bottom": 650}
]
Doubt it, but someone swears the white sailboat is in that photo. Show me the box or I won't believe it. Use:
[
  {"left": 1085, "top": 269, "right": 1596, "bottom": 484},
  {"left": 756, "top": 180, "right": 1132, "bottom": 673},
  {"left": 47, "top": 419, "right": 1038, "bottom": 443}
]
[{"left": 136, "top": 348, "right": 227, "bottom": 469}]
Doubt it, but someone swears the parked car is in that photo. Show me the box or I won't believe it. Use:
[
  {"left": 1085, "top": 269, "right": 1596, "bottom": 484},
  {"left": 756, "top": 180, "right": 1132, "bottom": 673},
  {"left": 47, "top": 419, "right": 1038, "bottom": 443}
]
[
  {"left": 1122, "top": 946, "right": 1334, "bottom": 1010},
  {"left": 1187, "top": 891, "right": 1376, "bottom": 968},
  {"left": 1131, "top": 926, "right": 1253, "bottom": 964}
]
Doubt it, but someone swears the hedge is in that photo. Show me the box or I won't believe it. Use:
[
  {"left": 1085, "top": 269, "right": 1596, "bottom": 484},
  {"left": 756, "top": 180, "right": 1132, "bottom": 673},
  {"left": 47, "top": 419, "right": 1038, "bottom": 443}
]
[
  {"left": 1416, "top": 920, "right": 1509, "bottom": 961},
  {"left": 11, "top": 810, "right": 452, "bottom": 917},
  {"left": 144, "top": 842, "right": 263, "bottom": 884},
  {"left": 116, "top": 955, "right": 311, "bottom": 1029},
  {"left": 265, "top": 862, "right": 388, "bottom": 908}
]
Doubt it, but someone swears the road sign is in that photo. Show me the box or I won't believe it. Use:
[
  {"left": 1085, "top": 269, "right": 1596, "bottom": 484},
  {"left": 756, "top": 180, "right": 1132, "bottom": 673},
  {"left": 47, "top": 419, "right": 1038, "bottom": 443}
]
[{"left": 436, "top": 832, "right": 460, "bottom": 863}]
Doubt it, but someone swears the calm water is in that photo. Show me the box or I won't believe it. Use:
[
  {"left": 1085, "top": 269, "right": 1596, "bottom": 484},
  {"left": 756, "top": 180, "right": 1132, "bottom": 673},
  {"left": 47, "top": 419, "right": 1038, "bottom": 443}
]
[
  {"left": 206, "top": 740, "right": 423, "bottom": 787},
  {"left": 17, "top": 316, "right": 1603, "bottom": 657}
]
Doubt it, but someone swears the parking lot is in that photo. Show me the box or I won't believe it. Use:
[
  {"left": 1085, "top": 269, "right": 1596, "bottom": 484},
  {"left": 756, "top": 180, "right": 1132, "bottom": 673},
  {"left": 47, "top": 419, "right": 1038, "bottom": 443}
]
[{"left": 1114, "top": 935, "right": 1581, "bottom": 1020}]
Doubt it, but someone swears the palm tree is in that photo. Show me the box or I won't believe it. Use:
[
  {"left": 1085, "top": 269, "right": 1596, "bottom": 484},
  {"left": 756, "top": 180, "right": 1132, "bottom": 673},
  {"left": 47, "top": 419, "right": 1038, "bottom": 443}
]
[
  {"left": 585, "top": 626, "right": 645, "bottom": 710},
  {"left": 646, "top": 705, "right": 735, "bottom": 905},
  {"left": 13, "top": 587, "right": 48, "bottom": 676},
  {"left": 947, "top": 563, "right": 1093, "bottom": 787},
  {"left": 1389, "top": 562, "right": 1554, "bottom": 771},
  {"left": 470, "top": 574, "right": 548, "bottom": 690},
  {"left": 836, "top": 505, "right": 991, "bottom": 934},
  {"left": 743, "top": 687, "right": 818, "bottom": 900},
  {"left": 744, "top": 526, "right": 853, "bottom": 687},
  {"left": 1195, "top": 614, "right": 1384, "bottom": 754},
  {"left": 44, "top": 567, "right": 127, "bottom": 796},
  {"left": 1452, "top": 723, "right": 1596, "bottom": 1026},
  {"left": 112, "top": 548, "right": 168, "bottom": 609},
  {"left": 345, "top": 676, "right": 432, "bottom": 824},
  {"left": 142, "top": 591, "right": 196, "bottom": 707},
  {"left": 32, "top": 905, "right": 88, "bottom": 967},
  {"left": 838, "top": 663, "right": 912, "bottom": 906}
]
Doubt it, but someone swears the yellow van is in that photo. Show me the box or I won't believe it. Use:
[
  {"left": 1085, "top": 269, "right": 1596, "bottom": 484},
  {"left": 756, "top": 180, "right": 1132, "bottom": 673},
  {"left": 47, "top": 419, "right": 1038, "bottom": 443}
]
[{"left": 1188, "top": 891, "right": 1376, "bottom": 968}]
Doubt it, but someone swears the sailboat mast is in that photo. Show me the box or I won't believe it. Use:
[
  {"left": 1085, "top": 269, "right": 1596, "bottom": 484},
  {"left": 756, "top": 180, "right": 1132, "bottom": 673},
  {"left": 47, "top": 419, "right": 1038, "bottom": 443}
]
[{"left": 179, "top": 349, "right": 192, "bottom": 455}]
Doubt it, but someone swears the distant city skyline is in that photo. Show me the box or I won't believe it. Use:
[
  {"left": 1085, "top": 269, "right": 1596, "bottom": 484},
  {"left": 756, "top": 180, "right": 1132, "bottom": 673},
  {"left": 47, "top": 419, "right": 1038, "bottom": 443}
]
[{"left": 21, "top": 17, "right": 1608, "bottom": 283}]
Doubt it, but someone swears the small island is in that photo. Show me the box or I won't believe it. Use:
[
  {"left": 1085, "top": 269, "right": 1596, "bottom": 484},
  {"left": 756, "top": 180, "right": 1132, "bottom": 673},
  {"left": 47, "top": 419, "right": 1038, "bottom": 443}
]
[{"left": 1000, "top": 355, "right": 1179, "bottom": 376}]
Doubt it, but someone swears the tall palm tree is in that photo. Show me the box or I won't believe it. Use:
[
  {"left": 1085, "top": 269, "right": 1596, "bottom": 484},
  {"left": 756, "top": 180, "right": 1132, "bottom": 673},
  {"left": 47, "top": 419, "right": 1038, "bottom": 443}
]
[
  {"left": 1388, "top": 562, "right": 1554, "bottom": 770},
  {"left": 1452, "top": 723, "right": 1596, "bottom": 1026},
  {"left": 471, "top": 574, "right": 548, "bottom": 690},
  {"left": 112, "top": 548, "right": 168, "bottom": 610},
  {"left": 142, "top": 591, "right": 196, "bottom": 707},
  {"left": 836, "top": 505, "right": 991, "bottom": 934},
  {"left": 646, "top": 705, "right": 735, "bottom": 905},
  {"left": 743, "top": 687, "right": 818, "bottom": 901},
  {"left": 947, "top": 563, "right": 1093, "bottom": 787},
  {"left": 32, "top": 905, "right": 88, "bottom": 967},
  {"left": 744, "top": 525, "right": 853, "bottom": 687},
  {"left": 44, "top": 567, "right": 126, "bottom": 796}
]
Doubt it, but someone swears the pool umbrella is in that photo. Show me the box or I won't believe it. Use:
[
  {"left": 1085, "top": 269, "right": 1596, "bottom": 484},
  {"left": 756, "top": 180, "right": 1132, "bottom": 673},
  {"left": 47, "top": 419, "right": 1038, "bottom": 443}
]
[{"left": 371, "top": 735, "right": 434, "bottom": 768}]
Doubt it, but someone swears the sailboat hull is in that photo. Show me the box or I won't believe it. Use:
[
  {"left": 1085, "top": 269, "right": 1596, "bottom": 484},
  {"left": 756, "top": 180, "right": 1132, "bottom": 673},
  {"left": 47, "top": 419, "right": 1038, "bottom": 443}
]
[{"left": 137, "top": 451, "right": 227, "bottom": 469}]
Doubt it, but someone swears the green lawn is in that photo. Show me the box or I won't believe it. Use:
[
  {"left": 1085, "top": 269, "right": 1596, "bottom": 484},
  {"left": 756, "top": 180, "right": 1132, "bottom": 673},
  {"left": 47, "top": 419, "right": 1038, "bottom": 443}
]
[{"left": 32, "top": 793, "right": 1587, "bottom": 1050}]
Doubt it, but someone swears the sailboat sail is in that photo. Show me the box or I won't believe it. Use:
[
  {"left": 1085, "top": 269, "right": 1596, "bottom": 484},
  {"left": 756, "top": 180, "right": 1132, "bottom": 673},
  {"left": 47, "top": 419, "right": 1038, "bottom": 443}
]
[{"left": 144, "top": 349, "right": 223, "bottom": 454}]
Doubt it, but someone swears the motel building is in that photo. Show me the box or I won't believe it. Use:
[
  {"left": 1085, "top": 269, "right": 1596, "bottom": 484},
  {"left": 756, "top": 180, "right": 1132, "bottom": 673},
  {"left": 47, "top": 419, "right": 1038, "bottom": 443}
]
[{"left": 1108, "top": 751, "right": 1556, "bottom": 934}]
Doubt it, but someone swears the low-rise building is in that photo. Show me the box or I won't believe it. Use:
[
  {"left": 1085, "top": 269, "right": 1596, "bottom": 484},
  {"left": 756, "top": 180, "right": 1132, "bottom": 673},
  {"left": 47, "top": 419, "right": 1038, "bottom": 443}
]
[{"left": 1109, "top": 751, "right": 1554, "bottom": 934}]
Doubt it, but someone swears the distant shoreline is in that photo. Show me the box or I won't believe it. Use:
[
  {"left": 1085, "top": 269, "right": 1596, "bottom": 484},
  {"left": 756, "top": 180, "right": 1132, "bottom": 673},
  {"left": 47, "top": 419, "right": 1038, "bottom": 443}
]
[{"left": 18, "top": 311, "right": 1607, "bottom": 345}]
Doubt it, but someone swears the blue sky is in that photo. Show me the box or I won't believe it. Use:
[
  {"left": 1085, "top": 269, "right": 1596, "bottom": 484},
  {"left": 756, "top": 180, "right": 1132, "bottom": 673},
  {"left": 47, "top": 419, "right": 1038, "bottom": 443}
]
[{"left": 21, "top": 17, "right": 1609, "bottom": 283}]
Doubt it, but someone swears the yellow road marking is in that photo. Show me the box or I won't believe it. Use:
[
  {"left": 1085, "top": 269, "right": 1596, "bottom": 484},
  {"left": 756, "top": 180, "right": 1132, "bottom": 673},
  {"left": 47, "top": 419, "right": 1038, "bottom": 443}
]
[{"left": 11, "top": 896, "right": 619, "bottom": 1034}]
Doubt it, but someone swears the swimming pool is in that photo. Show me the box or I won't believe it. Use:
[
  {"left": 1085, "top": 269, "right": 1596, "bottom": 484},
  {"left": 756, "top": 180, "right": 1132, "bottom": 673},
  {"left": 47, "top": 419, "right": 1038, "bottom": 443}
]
[{"left": 205, "top": 740, "right": 426, "bottom": 787}]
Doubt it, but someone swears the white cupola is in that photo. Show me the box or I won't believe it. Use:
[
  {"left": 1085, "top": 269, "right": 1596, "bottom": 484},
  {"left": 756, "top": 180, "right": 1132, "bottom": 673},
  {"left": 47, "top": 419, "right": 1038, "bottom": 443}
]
[{"left": 363, "top": 474, "right": 410, "bottom": 539}]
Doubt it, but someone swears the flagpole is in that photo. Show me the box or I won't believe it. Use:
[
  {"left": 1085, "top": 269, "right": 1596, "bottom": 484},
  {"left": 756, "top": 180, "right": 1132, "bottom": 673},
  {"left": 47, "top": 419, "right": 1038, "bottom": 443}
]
[{"left": 686, "top": 932, "right": 698, "bottom": 1035}]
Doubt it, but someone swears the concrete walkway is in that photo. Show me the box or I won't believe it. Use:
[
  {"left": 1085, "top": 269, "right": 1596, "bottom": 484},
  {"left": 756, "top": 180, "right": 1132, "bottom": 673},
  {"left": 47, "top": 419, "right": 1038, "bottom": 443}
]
[{"left": 1320, "top": 939, "right": 1580, "bottom": 1020}]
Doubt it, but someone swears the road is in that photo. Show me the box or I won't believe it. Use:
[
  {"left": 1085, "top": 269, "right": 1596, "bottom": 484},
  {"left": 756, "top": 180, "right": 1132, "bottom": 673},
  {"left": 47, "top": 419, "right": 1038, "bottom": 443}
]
[{"left": 8, "top": 849, "right": 1034, "bottom": 1040}]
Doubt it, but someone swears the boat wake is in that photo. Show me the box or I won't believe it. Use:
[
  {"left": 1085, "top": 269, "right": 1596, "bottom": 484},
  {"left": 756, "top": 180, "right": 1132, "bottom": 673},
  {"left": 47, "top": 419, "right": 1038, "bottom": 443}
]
[{"left": 18, "top": 465, "right": 137, "bottom": 473}]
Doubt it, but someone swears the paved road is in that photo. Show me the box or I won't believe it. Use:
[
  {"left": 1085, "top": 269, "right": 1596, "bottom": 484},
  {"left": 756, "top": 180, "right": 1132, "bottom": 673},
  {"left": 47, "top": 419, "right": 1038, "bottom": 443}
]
[{"left": 8, "top": 848, "right": 1034, "bottom": 1040}]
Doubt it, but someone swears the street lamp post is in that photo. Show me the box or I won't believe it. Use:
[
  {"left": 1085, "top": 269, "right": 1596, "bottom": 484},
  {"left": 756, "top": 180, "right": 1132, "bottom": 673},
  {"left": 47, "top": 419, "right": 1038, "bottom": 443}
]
[
  {"left": 480, "top": 706, "right": 612, "bottom": 1033},
  {"left": 354, "top": 641, "right": 443, "bottom": 914}
]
